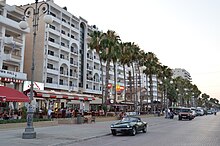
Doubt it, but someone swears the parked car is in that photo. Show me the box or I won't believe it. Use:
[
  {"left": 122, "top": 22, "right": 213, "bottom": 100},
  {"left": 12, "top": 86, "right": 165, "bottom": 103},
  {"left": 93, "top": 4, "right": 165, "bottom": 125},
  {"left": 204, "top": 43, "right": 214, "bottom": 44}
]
[
  {"left": 196, "top": 109, "right": 204, "bottom": 116},
  {"left": 190, "top": 108, "right": 197, "bottom": 118},
  {"left": 110, "top": 116, "right": 148, "bottom": 136},
  {"left": 207, "top": 110, "right": 213, "bottom": 115},
  {"left": 178, "top": 108, "right": 194, "bottom": 120}
]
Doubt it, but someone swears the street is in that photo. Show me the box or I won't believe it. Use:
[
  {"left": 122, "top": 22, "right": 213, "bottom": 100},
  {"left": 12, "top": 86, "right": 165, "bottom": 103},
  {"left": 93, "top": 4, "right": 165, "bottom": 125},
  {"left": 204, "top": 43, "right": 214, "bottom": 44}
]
[
  {"left": 70, "top": 115, "right": 220, "bottom": 146},
  {"left": 0, "top": 114, "right": 219, "bottom": 146}
]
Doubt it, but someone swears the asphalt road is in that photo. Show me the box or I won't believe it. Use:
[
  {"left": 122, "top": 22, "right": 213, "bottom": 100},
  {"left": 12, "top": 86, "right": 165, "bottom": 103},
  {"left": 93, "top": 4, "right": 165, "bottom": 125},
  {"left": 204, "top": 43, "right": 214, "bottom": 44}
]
[
  {"left": 0, "top": 114, "right": 219, "bottom": 146},
  {"left": 69, "top": 114, "right": 220, "bottom": 146}
]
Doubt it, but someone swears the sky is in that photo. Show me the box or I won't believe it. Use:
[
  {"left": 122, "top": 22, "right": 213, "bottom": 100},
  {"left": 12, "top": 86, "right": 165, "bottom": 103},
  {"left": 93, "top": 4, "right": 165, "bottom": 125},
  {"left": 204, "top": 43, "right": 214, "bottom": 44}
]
[{"left": 6, "top": 0, "right": 220, "bottom": 100}]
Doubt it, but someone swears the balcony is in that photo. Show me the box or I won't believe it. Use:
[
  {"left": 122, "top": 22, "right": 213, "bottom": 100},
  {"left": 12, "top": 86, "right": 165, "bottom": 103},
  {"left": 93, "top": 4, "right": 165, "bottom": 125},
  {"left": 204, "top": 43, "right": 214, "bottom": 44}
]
[
  {"left": 4, "top": 53, "right": 21, "bottom": 62},
  {"left": 47, "top": 68, "right": 59, "bottom": 75},
  {"left": 48, "top": 41, "right": 60, "bottom": 49},
  {"left": 4, "top": 37, "right": 23, "bottom": 48},
  {"left": 48, "top": 54, "right": 59, "bottom": 62}
]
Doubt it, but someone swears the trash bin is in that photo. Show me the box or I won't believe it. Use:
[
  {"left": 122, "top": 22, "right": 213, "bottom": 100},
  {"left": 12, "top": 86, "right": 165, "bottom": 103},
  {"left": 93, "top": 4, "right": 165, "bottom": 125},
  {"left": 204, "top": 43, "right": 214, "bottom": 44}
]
[{"left": 76, "top": 114, "right": 82, "bottom": 124}]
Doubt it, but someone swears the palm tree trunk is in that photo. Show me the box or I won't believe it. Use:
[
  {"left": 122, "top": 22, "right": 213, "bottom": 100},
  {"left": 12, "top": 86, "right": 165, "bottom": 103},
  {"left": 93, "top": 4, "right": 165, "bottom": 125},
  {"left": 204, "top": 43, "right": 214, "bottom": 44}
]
[
  {"left": 99, "top": 57, "right": 104, "bottom": 107},
  {"left": 114, "top": 63, "right": 117, "bottom": 105},
  {"left": 104, "top": 59, "right": 111, "bottom": 111},
  {"left": 149, "top": 74, "right": 154, "bottom": 114},
  {"left": 123, "top": 64, "right": 127, "bottom": 105},
  {"left": 131, "top": 63, "right": 136, "bottom": 112},
  {"left": 138, "top": 64, "right": 141, "bottom": 113}
]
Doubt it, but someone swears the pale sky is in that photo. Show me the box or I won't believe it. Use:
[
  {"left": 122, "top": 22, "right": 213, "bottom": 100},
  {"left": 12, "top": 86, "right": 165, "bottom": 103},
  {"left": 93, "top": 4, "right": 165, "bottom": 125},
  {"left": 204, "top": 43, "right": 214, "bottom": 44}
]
[{"left": 6, "top": 0, "right": 220, "bottom": 100}]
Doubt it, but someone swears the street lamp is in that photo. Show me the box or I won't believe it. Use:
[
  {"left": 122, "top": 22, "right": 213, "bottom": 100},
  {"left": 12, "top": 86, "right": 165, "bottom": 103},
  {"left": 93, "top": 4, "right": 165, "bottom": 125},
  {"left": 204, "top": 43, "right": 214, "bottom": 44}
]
[{"left": 19, "top": 0, "right": 53, "bottom": 139}]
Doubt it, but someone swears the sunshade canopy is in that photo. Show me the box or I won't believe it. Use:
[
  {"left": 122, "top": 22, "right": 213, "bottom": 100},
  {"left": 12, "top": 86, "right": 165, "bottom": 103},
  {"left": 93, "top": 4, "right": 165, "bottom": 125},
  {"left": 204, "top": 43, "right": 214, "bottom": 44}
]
[{"left": 0, "top": 86, "right": 30, "bottom": 102}]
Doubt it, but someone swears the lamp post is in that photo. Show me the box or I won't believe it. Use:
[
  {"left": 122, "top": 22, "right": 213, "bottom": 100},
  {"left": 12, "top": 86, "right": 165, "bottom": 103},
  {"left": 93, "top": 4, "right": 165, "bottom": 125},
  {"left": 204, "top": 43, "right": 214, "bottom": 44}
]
[{"left": 19, "top": 0, "right": 52, "bottom": 139}]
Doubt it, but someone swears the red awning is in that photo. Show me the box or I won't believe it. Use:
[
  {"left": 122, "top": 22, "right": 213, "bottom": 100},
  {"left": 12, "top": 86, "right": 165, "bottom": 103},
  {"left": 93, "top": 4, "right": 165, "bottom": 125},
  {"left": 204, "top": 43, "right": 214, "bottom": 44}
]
[{"left": 0, "top": 86, "right": 30, "bottom": 102}]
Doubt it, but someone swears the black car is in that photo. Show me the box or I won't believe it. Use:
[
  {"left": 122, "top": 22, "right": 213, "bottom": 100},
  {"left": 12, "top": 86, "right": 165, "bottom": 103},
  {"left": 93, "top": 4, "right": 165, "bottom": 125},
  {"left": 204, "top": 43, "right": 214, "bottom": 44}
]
[{"left": 110, "top": 116, "right": 148, "bottom": 136}]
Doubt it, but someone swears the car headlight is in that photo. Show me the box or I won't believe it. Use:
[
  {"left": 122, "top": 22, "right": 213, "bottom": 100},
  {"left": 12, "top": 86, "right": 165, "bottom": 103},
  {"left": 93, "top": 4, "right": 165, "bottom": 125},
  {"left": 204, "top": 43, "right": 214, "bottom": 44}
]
[
  {"left": 111, "top": 125, "right": 114, "bottom": 128},
  {"left": 126, "top": 124, "right": 130, "bottom": 128}
]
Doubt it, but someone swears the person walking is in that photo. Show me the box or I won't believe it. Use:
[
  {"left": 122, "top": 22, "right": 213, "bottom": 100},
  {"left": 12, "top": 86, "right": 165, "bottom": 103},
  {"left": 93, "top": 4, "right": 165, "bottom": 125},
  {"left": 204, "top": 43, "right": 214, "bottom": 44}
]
[{"left": 48, "top": 108, "right": 52, "bottom": 119}]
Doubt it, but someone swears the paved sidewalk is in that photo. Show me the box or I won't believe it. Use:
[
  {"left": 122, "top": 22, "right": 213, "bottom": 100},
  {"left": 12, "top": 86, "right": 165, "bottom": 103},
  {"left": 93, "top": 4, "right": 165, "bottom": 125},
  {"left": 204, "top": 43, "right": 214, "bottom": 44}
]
[{"left": 0, "top": 115, "right": 161, "bottom": 146}]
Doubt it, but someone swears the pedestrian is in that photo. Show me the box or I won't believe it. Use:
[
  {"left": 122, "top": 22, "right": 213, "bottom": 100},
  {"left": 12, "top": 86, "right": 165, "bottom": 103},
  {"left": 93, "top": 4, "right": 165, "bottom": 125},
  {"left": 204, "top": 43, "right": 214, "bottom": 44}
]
[{"left": 48, "top": 108, "right": 52, "bottom": 119}]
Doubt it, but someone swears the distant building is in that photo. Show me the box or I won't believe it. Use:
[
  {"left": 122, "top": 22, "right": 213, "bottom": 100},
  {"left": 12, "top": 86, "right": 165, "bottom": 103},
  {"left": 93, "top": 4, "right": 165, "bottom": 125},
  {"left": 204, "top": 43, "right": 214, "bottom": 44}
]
[{"left": 172, "top": 68, "right": 192, "bottom": 81}]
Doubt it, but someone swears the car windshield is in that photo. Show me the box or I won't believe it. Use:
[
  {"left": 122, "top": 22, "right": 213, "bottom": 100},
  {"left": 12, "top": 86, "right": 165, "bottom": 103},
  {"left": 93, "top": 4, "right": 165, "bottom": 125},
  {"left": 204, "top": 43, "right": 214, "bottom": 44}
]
[{"left": 121, "top": 117, "right": 138, "bottom": 122}]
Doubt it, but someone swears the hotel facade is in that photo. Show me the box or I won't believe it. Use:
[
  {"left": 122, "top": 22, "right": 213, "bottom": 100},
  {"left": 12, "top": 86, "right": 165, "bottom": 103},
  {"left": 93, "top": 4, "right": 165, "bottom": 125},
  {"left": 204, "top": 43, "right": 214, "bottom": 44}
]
[
  {"left": 0, "top": 1, "right": 29, "bottom": 109},
  {"left": 20, "top": 0, "right": 127, "bottom": 112}
]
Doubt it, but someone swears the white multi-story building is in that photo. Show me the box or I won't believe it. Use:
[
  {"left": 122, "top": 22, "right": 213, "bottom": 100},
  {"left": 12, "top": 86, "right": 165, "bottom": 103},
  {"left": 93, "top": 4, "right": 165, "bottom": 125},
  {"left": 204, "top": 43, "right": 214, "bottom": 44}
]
[
  {"left": 20, "top": 0, "right": 127, "bottom": 111},
  {"left": 172, "top": 68, "right": 192, "bottom": 81},
  {"left": 0, "top": 1, "right": 29, "bottom": 108},
  {"left": 126, "top": 64, "right": 160, "bottom": 112}
]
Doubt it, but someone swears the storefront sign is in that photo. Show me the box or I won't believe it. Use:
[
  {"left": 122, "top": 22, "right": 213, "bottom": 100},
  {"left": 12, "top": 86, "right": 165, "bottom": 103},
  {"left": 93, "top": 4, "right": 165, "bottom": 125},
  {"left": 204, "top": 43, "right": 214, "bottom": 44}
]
[{"left": 23, "top": 81, "right": 44, "bottom": 91}]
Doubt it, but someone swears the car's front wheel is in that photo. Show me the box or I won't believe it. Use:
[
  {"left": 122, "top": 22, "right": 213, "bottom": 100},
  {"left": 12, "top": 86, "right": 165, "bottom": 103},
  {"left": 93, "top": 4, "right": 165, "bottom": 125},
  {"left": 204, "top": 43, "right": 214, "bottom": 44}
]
[
  {"left": 111, "top": 130, "right": 117, "bottom": 136},
  {"left": 130, "top": 127, "right": 136, "bottom": 136}
]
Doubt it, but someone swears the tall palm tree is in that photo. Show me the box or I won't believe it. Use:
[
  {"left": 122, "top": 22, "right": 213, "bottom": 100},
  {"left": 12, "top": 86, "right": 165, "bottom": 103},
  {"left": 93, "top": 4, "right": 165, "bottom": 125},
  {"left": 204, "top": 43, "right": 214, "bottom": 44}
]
[
  {"left": 130, "top": 43, "right": 141, "bottom": 112},
  {"left": 191, "top": 84, "right": 201, "bottom": 107},
  {"left": 102, "top": 30, "right": 120, "bottom": 108},
  {"left": 111, "top": 40, "right": 121, "bottom": 104},
  {"left": 157, "top": 65, "right": 173, "bottom": 109},
  {"left": 136, "top": 50, "right": 147, "bottom": 112},
  {"left": 118, "top": 42, "right": 132, "bottom": 105},
  {"left": 88, "top": 31, "right": 105, "bottom": 107},
  {"left": 143, "top": 52, "right": 160, "bottom": 113}
]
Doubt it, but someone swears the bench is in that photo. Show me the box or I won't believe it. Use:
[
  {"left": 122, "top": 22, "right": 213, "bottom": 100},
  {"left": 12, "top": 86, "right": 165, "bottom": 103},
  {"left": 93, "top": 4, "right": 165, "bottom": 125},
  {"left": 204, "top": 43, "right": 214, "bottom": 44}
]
[{"left": 83, "top": 115, "right": 95, "bottom": 123}]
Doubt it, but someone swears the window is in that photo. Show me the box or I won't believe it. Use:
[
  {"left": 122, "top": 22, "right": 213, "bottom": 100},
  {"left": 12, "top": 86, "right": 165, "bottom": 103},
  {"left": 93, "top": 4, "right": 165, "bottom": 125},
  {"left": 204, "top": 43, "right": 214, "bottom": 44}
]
[
  {"left": 49, "top": 37, "right": 55, "bottom": 42},
  {"left": 46, "top": 77, "right": 53, "bottom": 83},
  {"left": 62, "top": 18, "right": 66, "bottom": 23},
  {"left": 70, "top": 69, "right": 73, "bottom": 76},
  {"left": 47, "top": 63, "right": 53, "bottom": 69},
  {"left": 61, "top": 42, "right": 65, "bottom": 47},
  {"left": 69, "top": 81, "right": 72, "bottom": 86},
  {"left": 59, "top": 79, "right": 63, "bottom": 85},
  {"left": 61, "top": 30, "right": 65, "bottom": 35},
  {"left": 70, "top": 58, "right": 73, "bottom": 64},
  {"left": 71, "top": 46, "right": 74, "bottom": 52},
  {"left": 49, "top": 25, "right": 55, "bottom": 30},
  {"left": 60, "top": 67, "right": 64, "bottom": 74},
  {"left": 2, "top": 65, "right": 8, "bottom": 70},
  {"left": 48, "top": 50, "right": 54, "bottom": 56},
  {"left": 60, "top": 54, "right": 64, "bottom": 59}
]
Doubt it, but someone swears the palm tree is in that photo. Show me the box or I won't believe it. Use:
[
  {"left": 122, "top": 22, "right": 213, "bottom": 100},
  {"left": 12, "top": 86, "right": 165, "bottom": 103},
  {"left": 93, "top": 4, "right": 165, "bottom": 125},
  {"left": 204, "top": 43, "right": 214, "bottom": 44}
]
[
  {"left": 130, "top": 43, "right": 141, "bottom": 112},
  {"left": 191, "top": 84, "right": 201, "bottom": 107},
  {"left": 102, "top": 30, "right": 120, "bottom": 109},
  {"left": 88, "top": 30, "right": 105, "bottom": 107},
  {"left": 118, "top": 42, "right": 132, "bottom": 105},
  {"left": 136, "top": 50, "right": 146, "bottom": 112},
  {"left": 201, "top": 93, "right": 210, "bottom": 108},
  {"left": 157, "top": 65, "right": 173, "bottom": 109},
  {"left": 111, "top": 40, "right": 121, "bottom": 104},
  {"left": 143, "top": 52, "right": 160, "bottom": 113}
]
